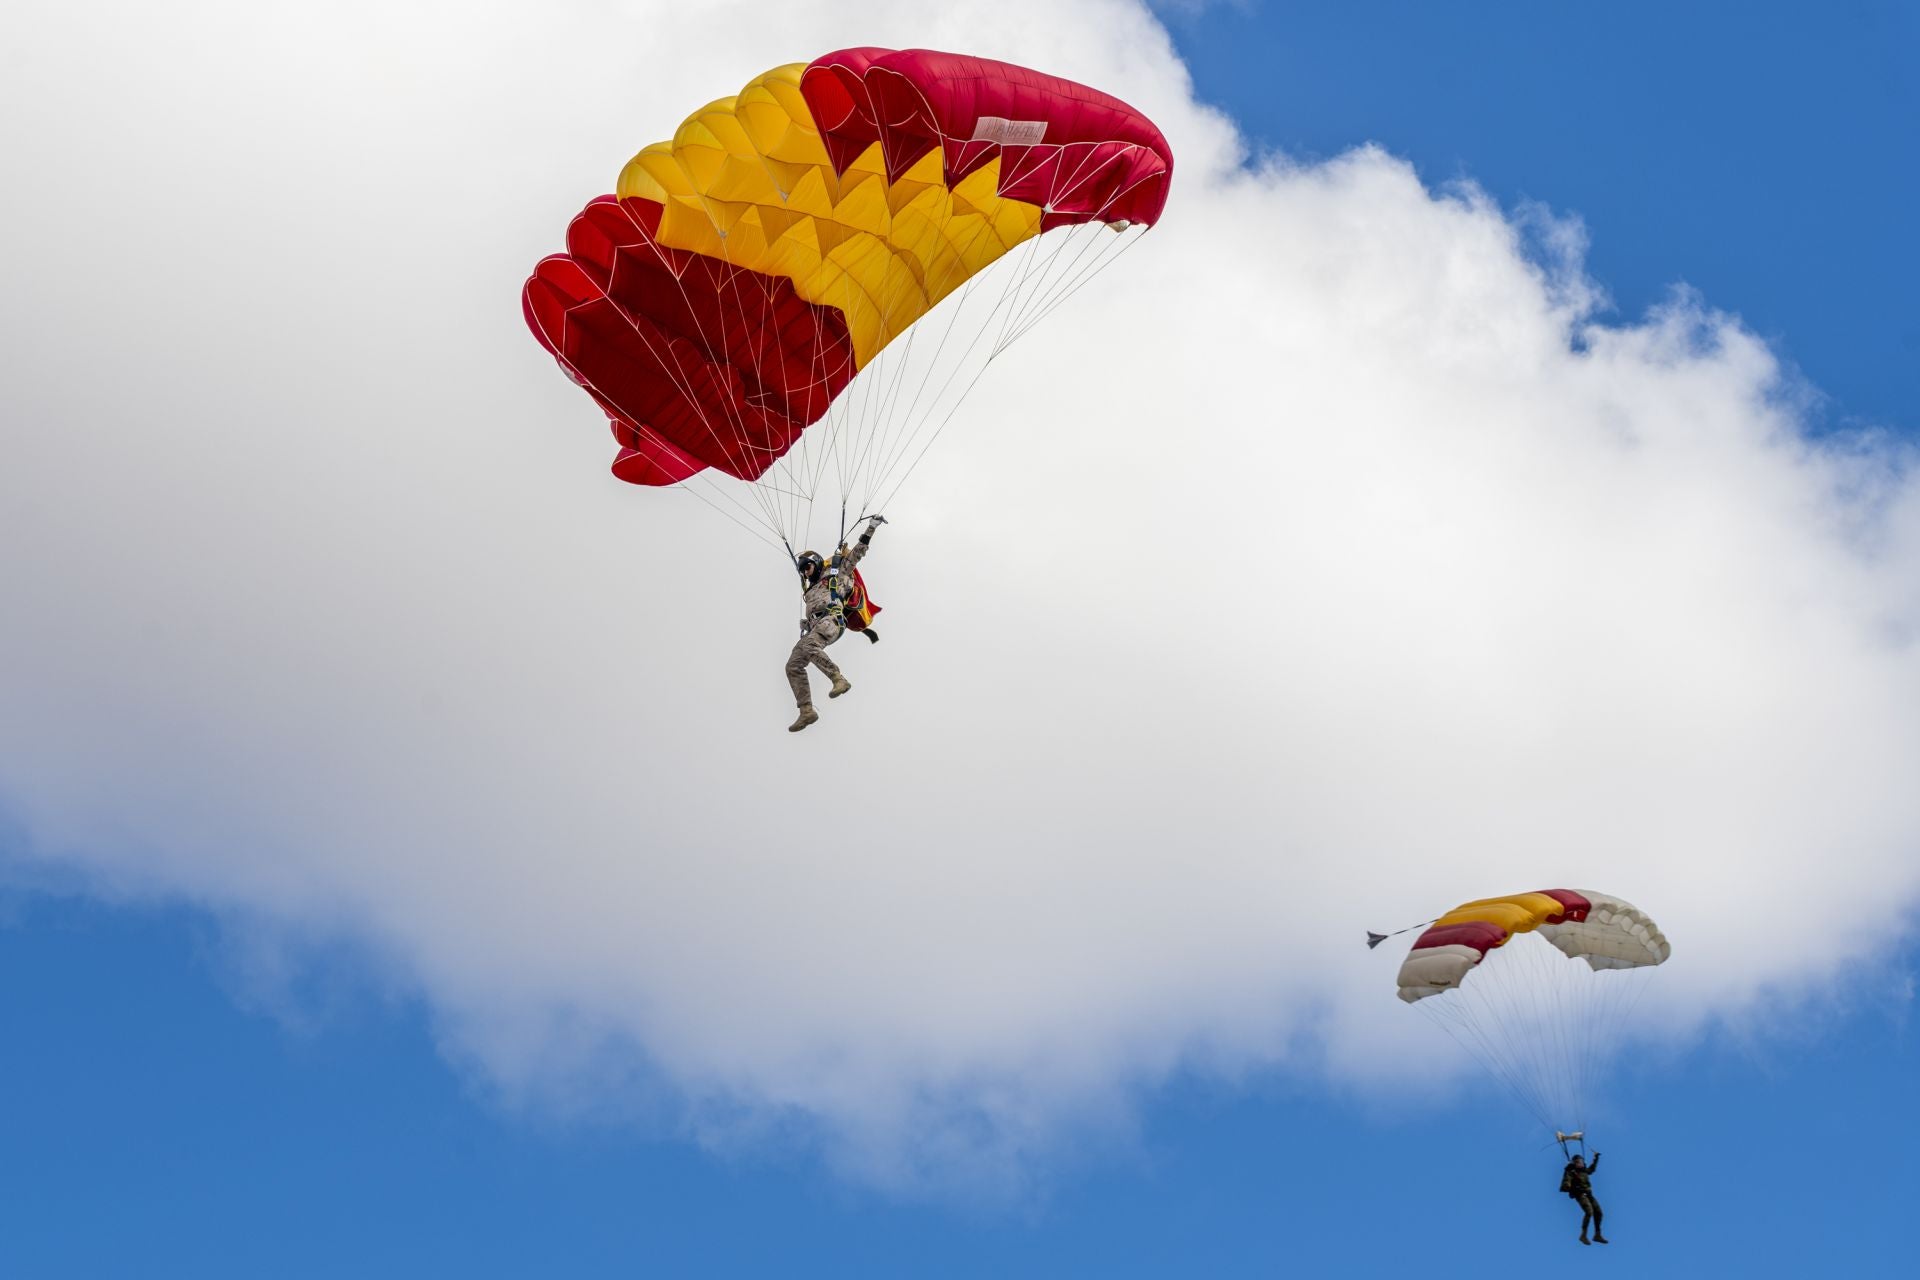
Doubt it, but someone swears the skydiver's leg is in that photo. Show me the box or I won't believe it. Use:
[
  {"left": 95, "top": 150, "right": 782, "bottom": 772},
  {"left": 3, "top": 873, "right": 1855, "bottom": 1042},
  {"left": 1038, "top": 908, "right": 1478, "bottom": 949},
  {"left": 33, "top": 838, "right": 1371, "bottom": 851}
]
[
  {"left": 1589, "top": 1196, "right": 1606, "bottom": 1243},
  {"left": 787, "top": 633, "right": 820, "bottom": 708},
  {"left": 806, "top": 622, "right": 843, "bottom": 677},
  {"left": 806, "top": 622, "right": 850, "bottom": 697},
  {"left": 1577, "top": 1194, "right": 1596, "bottom": 1243}
]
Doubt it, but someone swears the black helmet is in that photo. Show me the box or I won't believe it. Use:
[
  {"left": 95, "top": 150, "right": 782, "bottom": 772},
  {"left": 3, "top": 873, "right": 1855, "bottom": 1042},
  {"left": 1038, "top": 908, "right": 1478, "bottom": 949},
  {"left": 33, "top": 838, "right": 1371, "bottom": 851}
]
[{"left": 796, "top": 550, "right": 825, "bottom": 581}]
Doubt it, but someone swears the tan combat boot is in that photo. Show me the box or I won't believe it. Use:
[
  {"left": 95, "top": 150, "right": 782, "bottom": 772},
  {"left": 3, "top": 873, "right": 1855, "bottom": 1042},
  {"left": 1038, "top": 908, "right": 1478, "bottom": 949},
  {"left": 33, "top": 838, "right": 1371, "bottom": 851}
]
[
  {"left": 788, "top": 705, "right": 819, "bottom": 732},
  {"left": 828, "top": 674, "right": 852, "bottom": 699}
]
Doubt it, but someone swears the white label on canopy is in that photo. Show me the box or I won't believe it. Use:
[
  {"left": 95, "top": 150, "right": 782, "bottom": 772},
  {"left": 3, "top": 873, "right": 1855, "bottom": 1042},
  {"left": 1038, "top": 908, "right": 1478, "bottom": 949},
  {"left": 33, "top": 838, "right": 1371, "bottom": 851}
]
[{"left": 970, "top": 117, "right": 1048, "bottom": 145}]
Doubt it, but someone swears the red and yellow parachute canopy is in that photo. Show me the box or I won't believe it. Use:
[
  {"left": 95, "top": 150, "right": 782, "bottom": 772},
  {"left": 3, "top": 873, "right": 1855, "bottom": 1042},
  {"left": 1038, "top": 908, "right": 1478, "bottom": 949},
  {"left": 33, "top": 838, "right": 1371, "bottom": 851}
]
[
  {"left": 1384, "top": 888, "right": 1670, "bottom": 1132},
  {"left": 523, "top": 47, "right": 1172, "bottom": 544},
  {"left": 1395, "top": 889, "right": 1670, "bottom": 1002}
]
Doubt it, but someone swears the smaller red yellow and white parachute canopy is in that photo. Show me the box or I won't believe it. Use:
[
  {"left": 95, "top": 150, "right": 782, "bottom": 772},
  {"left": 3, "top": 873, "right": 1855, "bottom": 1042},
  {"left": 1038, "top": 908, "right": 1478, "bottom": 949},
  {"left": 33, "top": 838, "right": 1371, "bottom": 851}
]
[{"left": 1393, "top": 889, "right": 1670, "bottom": 1003}]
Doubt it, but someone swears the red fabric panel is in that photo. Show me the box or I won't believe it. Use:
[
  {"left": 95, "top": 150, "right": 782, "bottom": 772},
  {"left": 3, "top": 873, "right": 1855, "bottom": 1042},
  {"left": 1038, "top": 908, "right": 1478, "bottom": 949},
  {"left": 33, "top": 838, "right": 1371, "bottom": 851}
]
[
  {"left": 1411, "top": 921, "right": 1511, "bottom": 955},
  {"left": 801, "top": 48, "right": 1174, "bottom": 230},
  {"left": 1537, "top": 889, "right": 1592, "bottom": 923},
  {"left": 613, "top": 434, "right": 705, "bottom": 486},
  {"left": 521, "top": 197, "right": 856, "bottom": 485},
  {"left": 842, "top": 566, "right": 882, "bottom": 630}
]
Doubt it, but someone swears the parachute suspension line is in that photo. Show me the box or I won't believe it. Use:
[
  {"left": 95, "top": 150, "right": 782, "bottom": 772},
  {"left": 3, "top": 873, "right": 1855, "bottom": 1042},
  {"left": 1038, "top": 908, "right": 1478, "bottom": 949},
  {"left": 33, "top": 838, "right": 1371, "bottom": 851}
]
[
  {"left": 865, "top": 221, "right": 1131, "bottom": 515},
  {"left": 1418, "top": 979, "right": 1551, "bottom": 1130},
  {"left": 866, "top": 228, "right": 1002, "bottom": 485},
  {"left": 738, "top": 186, "right": 1144, "bottom": 549},
  {"left": 1520, "top": 944, "right": 1557, "bottom": 1124},
  {"left": 590, "top": 278, "right": 784, "bottom": 543},
  {"left": 775, "top": 189, "right": 1076, "bottom": 538},
  {"left": 1001, "top": 155, "right": 1163, "bottom": 337},
  {"left": 776, "top": 289, "right": 837, "bottom": 548},
  {"left": 1485, "top": 947, "right": 1537, "bottom": 1122},
  {"left": 1012, "top": 220, "right": 1146, "bottom": 347},
  {"left": 1413, "top": 933, "right": 1634, "bottom": 1136},
  {"left": 994, "top": 219, "right": 1106, "bottom": 349},
  {"left": 529, "top": 53, "right": 1179, "bottom": 559},
  {"left": 697, "top": 179, "right": 841, "bottom": 546},
  {"left": 1595, "top": 960, "right": 1655, "bottom": 1138},
  {"left": 683, "top": 471, "right": 769, "bottom": 531},
  {"left": 712, "top": 226, "right": 809, "bottom": 542},
  {"left": 656, "top": 226, "right": 769, "bottom": 529},
  {"left": 848, "top": 210, "right": 1021, "bottom": 513},
  {"left": 671, "top": 476, "right": 784, "bottom": 550},
  {"left": 1515, "top": 937, "right": 1561, "bottom": 1126},
  {"left": 736, "top": 251, "right": 807, "bottom": 542},
  {"left": 1381, "top": 894, "right": 1667, "bottom": 1150},
  {"left": 785, "top": 259, "right": 879, "bottom": 544},
  {"left": 1002, "top": 223, "right": 1149, "bottom": 350},
  {"left": 636, "top": 167, "right": 1158, "bottom": 554},
  {"left": 556, "top": 235, "right": 746, "bottom": 523},
  {"left": 843, "top": 230, "right": 970, "bottom": 511},
  {"left": 529, "top": 316, "right": 724, "bottom": 531},
  {"left": 1481, "top": 941, "right": 1552, "bottom": 1125},
  {"left": 1535, "top": 939, "right": 1579, "bottom": 1130},
  {"left": 1544, "top": 939, "right": 1582, "bottom": 1134},
  {"left": 843, "top": 226, "right": 924, "bottom": 519},
  {"left": 834, "top": 194, "right": 1016, "bottom": 526},
  {"left": 824, "top": 259, "right": 890, "bottom": 537},
  {"left": 844, "top": 232, "right": 933, "bottom": 506},
  {"left": 991, "top": 221, "right": 1108, "bottom": 354},
  {"left": 848, "top": 241, "right": 981, "bottom": 505},
  {"left": 858, "top": 223, "right": 1059, "bottom": 510},
  {"left": 696, "top": 178, "right": 854, "bottom": 547},
  {"left": 630, "top": 203, "right": 787, "bottom": 542},
  {"left": 1462, "top": 932, "right": 1651, "bottom": 1139}
]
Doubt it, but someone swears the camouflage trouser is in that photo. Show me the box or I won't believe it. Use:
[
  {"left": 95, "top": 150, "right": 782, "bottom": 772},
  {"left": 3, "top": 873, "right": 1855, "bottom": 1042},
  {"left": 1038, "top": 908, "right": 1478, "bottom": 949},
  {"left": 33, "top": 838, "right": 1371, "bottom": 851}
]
[
  {"left": 1573, "top": 1192, "right": 1603, "bottom": 1235},
  {"left": 786, "top": 617, "right": 844, "bottom": 708}
]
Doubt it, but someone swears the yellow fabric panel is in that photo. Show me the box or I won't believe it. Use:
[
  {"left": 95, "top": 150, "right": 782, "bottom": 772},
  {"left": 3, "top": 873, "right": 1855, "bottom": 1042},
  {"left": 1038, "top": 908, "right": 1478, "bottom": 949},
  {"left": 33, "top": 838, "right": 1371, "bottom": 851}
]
[
  {"left": 613, "top": 63, "right": 1045, "bottom": 367},
  {"left": 1435, "top": 893, "right": 1569, "bottom": 939}
]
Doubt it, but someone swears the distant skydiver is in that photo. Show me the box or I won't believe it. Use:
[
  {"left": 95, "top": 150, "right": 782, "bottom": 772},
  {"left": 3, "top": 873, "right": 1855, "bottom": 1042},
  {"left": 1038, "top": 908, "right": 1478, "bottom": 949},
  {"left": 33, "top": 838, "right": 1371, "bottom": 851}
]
[
  {"left": 1560, "top": 1151, "right": 1607, "bottom": 1244},
  {"left": 786, "top": 515, "right": 885, "bottom": 732}
]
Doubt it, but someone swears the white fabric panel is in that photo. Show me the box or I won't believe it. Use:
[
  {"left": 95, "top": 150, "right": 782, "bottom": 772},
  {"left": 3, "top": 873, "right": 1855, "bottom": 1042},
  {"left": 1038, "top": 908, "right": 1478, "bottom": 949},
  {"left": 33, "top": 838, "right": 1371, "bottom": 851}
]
[
  {"left": 1535, "top": 890, "right": 1671, "bottom": 971},
  {"left": 1396, "top": 943, "right": 1484, "bottom": 1003}
]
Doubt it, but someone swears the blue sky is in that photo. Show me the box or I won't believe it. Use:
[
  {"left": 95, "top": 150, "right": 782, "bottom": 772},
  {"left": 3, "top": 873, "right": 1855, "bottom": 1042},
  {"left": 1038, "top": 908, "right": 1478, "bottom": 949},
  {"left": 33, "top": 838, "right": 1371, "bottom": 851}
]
[
  {"left": 1167, "top": 0, "right": 1919, "bottom": 431},
  {"left": 4, "top": 2, "right": 1917, "bottom": 1275},
  {"left": 3, "top": 893, "right": 1912, "bottom": 1273}
]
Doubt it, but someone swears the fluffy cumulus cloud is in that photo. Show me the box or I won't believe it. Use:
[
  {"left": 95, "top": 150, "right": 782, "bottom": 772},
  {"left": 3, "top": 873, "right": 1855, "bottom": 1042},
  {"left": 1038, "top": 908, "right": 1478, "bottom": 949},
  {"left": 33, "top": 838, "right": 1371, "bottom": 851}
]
[{"left": 3, "top": 0, "right": 1916, "bottom": 1194}]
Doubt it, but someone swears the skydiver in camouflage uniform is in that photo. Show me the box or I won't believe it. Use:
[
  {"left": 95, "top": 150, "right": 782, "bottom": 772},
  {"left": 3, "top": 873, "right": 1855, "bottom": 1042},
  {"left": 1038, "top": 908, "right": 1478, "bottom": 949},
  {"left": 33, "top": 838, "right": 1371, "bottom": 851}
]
[
  {"left": 785, "top": 515, "right": 884, "bottom": 732},
  {"left": 1561, "top": 1152, "right": 1606, "bottom": 1244}
]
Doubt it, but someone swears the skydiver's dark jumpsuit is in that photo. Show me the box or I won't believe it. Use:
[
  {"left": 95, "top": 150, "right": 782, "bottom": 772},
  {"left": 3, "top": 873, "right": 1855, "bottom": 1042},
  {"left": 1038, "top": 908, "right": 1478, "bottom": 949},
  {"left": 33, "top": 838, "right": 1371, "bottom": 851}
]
[{"left": 1562, "top": 1154, "right": 1603, "bottom": 1241}]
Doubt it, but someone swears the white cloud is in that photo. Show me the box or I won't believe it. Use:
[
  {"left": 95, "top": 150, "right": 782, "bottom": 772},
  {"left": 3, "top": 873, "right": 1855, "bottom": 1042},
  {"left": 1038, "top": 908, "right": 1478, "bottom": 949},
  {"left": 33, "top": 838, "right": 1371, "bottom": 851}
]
[{"left": 2, "top": 0, "right": 1916, "bottom": 1195}]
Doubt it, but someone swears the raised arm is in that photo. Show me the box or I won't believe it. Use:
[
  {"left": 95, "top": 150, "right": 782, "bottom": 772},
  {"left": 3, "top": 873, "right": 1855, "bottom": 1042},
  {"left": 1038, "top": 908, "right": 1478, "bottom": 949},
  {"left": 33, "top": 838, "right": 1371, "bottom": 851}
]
[
  {"left": 841, "top": 515, "right": 884, "bottom": 569},
  {"left": 1588, "top": 1152, "right": 1601, "bottom": 1175}
]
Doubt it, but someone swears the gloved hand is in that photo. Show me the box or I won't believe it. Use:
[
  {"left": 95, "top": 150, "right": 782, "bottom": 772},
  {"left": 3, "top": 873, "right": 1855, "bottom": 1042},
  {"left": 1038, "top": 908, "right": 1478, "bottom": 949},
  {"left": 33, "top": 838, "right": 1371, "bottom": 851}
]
[{"left": 866, "top": 514, "right": 887, "bottom": 526}]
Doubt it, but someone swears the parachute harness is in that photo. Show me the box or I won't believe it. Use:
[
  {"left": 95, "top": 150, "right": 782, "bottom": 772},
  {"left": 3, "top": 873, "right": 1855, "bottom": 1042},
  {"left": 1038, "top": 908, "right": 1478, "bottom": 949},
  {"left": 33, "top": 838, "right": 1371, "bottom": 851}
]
[
  {"left": 787, "top": 543, "right": 853, "bottom": 627},
  {"left": 820, "top": 548, "right": 857, "bottom": 623}
]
